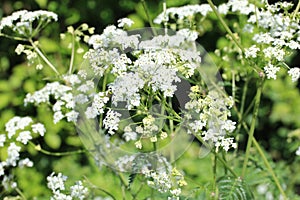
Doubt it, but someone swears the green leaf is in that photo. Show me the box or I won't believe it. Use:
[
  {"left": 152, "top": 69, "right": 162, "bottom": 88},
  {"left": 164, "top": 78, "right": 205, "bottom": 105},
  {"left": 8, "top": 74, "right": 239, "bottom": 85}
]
[{"left": 218, "top": 176, "right": 254, "bottom": 200}]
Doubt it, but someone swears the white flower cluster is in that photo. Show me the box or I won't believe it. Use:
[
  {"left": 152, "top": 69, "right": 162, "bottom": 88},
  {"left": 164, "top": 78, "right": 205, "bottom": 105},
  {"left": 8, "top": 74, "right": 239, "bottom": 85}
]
[
  {"left": 0, "top": 10, "right": 58, "bottom": 37},
  {"left": 47, "top": 172, "right": 88, "bottom": 200},
  {"left": 103, "top": 109, "right": 122, "bottom": 135},
  {"left": 154, "top": 4, "right": 212, "bottom": 24},
  {"left": 117, "top": 18, "right": 134, "bottom": 28},
  {"left": 288, "top": 67, "right": 300, "bottom": 82},
  {"left": 88, "top": 25, "right": 139, "bottom": 50},
  {"left": 296, "top": 146, "right": 300, "bottom": 156},
  {"left": 1, "top": 116, "right": 45, "bottom": 190},
  {"left": 24, "top": 81, "right": 78, "bottom": 123},
  {"left": 264, "top": 63, "right": 280, "bottom": 80},
  {"left": 142, "top": 167, "right": 187, "bottom": 199},
  {"left": 122, "top": 115, "right": 162, "bottom": 149},
  {"left": 185, "top": 87, "right": 236, "bottom": 152}
]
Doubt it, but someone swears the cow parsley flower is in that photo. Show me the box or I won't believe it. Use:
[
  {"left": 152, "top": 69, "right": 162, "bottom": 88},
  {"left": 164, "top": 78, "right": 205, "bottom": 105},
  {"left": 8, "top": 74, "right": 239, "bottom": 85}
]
[
  {"left": 70, "top": 181, "right": 88, "bottom": 200},
  {"left": 16, "top": 131, "right": 32, "bottom": 144},
  {"left": 288, "top": 67, "right": 300, "bottom": 82},
  {"left": 103, "top": 109, "right": 121, "bottom": 135},
  {"left": 18, "top": 158, "right": 34, "bottom": 168},
  {"left": 47, "top": 172, "right": 67, "bottom": 192},
  {"left": 245, "top": 45, "right": 260, "bottom": 58},
  {"left": 117, "top": 18, "right": 134, "bottom": 28},
  {"left": 31, "top": 123, "right": 46, "bottom": 136},
  {"left": 296, "top": 146, "right": 300, "bottom": 156},
  {"left": 7, "top": 142, "right": 21, "bottom": 166},
  {"left": 5, "top": 116, "right": 33, "bottom": 138},
  {"left": 0, "top": 10, "right": 58, "bottom": 37},
  {"left": 0, "top": 134, "right": 6, "bottom": 147},
  {"left": 264, "top": 63, "right": 280, "bottom": 80}
]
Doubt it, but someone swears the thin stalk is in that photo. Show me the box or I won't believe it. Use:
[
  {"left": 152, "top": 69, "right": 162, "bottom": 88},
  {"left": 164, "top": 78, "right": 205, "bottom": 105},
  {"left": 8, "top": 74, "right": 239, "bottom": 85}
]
[
  {"left": 212, "top": 153, "right": 217, "bottom": 199},
  {"left": 68, "top": 31, "right": 76, "bottom": 74},
  {"left": 16, "top": 187, "right": 27, "bottom": 200},
  {"left": 141, "top": 0, "right": 157, "bottom": 35},
  {"left": 242, "top": 79, "right": 263, "bottom": 177},
  {"left": 231, "top": 84, "right": 287, "bottom": 198},
  {"left": 30, "top": 142, "right": 86, "bottom": 156},
  {"left": 236, "top": 78, "right": 249, "bottom": 133},
  {"left": 169, "top": 97, "right": 175, "bottom": 163},
  {"left": 29, "top": 39, "right": 60, "bottom": 76},
  {"left": 0, "top": 33, "right": 28, "bottom": 41},
  {"left": 252, "top": 138, "right": 287, "bottom": 199},
  {"left": 292, "top": 0, "right": 300, "bottom": 20},
  {"left": 232, "top": 71, "right": 236, "bottom": 102},
  {"left": 194, "top": 134, "right": 238, "bottom": 178},
  {"left": 232, "top": 99, "right": 287, "bottom": 198},
  {"left": 207, "top": 0, "right": 244, "bottom": 52}
]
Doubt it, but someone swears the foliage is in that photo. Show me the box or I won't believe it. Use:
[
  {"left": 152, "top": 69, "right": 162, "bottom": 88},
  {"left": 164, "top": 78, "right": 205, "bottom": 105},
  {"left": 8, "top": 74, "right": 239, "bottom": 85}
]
[{"left": 0, "top": 0, "right": 300, "bottom": 200}]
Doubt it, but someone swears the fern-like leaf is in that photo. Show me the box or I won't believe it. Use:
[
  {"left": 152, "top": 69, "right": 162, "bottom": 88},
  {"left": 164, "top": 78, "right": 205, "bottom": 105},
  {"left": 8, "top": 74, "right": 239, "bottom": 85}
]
[{"left": 218, "top": 176, "right": 254, "bottom": 200}]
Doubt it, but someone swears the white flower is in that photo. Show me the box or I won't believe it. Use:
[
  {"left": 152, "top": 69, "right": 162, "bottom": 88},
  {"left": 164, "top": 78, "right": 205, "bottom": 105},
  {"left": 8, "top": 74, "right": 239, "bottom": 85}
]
[
  {"left": 110, "top": 72, "right": 145, "bottom": 109},
  {"left": 70, "top": 181, "right": 88, "bottom": 200},
  {"left": 123, "top": 126, "right": 138, "bottom": 142},
  {"left": 15, "top": 44, "right": 25, "bottom": 55},
  {"left": 18, "top": 158, "right": 34, "bottom": 168},
  {"left": 264, "top": 63, "right": 280, "bottom": 80},
  {"left": 0, "top": 162, "right": 5, "bottom": 177},
  {"left": 177, "top": 29, "right": 198, "bottom": 41},
  {"left": 16, "top": 131, "right": 32, "bottom": 144},
  {"left": 160, "top": 132, "right": 168, "bottom": 140},
  {"left": 135, "top": 140, "right": 142, "bottom": 149},
  {"left": 66, "top": 111, "right": 79, "bottom": 122},
  {"left": 103, "top": 109, "right": 121, "bottom": 135},
  {"left": 51, "top": 191, "right": 72, "bottom": 200},
  {"left": 221, "top": 120, "right": 236, "bottom": 133},
  {"left": 7, "top": 142, "right": 21, "bottom": 166},
  {"left": 0, "top": 10, "right": 57, "bottom": 36},
  {"left": 170, "top": 188, "right": 181, "bottom": 196},
  {"left": 296, "top": 146, "right": 300, "bottom": 156},
  {"left": 53, "top": 111, "right": 64, "bottom": 124},
  {"left": 288, "top": 67, "right": 300, "bottom": 82},
  {"left": 218, "top": 3, "right": 229, "bottom": 15},
  {"left": 0, "top": 134, "right": 6, "bottom": 147},
  {"left": 150, "top": 136, "right": 157, "bottom": 142},
  {"left": 31, "top": 123, "right": 46, "bottom": 136},
  {"left": 53, "top": 100, "right": 64, "bottom": 112},
  {"left": 117, "top": 18, "right": 134, "bottom": 28},
  {"left": 245, "top": 45, "right": 260, "bottom": 58},
  {"left": 47, "top": 172, "right": 67, "bottom": 192},
  {"left": 5, "top": 116, "right": 33, "bottom": 138},
  {"left": 63, "top": 74, "right": 81, "bottom": 86}
]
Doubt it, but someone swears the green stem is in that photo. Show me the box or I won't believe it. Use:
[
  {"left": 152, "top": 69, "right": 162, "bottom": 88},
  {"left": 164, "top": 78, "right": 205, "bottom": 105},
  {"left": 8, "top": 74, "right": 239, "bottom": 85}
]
[
  {"left": 236, "top": 78, "right": 249, "bottom": 133},
  {"left": 194, "top": 134, "right": 238, "bottom": 178},
  {"left": 68, "top": 31, "right": 76, "bottom": 74},
  {"left": 231, "top": 85, "right": 287, "bottom": 198},
  {"left": 141, "top": 0, "right": 157, "bottom": 35},
  {"left": 16, "top": 187, "right": 27, "bottom": 200},
  {"left": 206, "top": 0, "right": 244, "bottom": 52},
  {"left": 241, "top": 79, "right": 263, "bottom": 177},
  {"left": 29, "top": 39, "right": 60, "bottom": 76},
  {"left": 292, "top": 0, "right": 300, "bottom": 20},
  {"left": 252, "top": 138, "right": 287, "bottom": 199},
  {"left": 30, "top": 142, "right": 86, "bottom": 156},
  {"left": 0, "top": 33, "right": 28, "bottom": 41},
  {"left": 212, "top": 153, "right": 217, "bottom": 198},
  {"left": 169, "top": 97, "right": 175, "bottom": 163}
]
